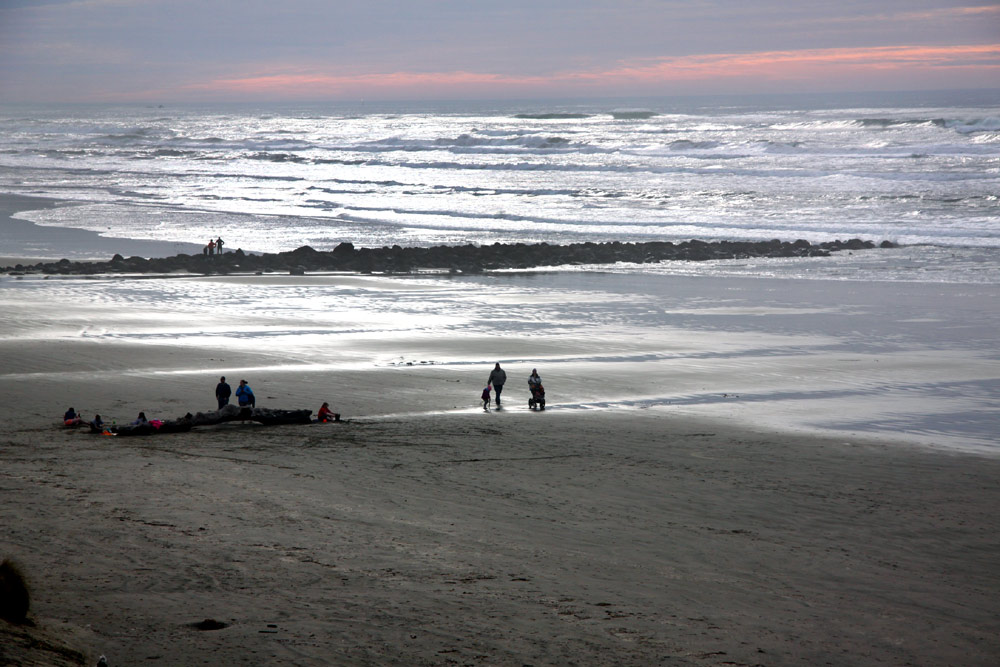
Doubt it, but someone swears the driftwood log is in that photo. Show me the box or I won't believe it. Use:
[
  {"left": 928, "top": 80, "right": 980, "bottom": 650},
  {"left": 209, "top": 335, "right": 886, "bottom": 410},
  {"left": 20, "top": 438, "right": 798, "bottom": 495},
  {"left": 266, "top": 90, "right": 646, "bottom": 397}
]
[{"left": 107, "top": 405, "right": 313, "bottom": 436}]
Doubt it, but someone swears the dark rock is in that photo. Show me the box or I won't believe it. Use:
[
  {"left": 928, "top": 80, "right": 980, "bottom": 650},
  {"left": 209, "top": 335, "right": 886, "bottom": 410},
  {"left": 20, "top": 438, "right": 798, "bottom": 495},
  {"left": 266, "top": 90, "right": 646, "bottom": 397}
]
[
  {"left": 0, "top": 559, "right": 30, "bottom": 624},
  {"left": 190, "top": 618, "right": 228, "bottom": 631},
  {"left": 1, "top": 238, "right": 897, "bottom": 275}
]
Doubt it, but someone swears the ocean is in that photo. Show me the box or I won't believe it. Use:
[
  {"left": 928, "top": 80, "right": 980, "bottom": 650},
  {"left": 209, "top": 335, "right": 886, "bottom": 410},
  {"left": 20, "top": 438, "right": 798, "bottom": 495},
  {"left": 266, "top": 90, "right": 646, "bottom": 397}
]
[
  {"left": 1, "top": 90, "right": 998, "bottom": 262},
  {"left": 1, "top": 91, "right": 998, "bottom": 451}
]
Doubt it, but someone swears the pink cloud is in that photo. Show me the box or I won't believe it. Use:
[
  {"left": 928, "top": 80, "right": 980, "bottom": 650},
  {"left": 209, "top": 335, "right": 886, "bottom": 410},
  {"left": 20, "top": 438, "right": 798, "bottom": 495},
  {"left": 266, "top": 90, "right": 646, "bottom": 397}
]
[
  {"left": 899, "top": 5, "right": 1000, "bottom": 21},
  {"left": 586, "top": 44, "right": 1000, "bottom": 82},
  {"left": 146, "top": 43, "right": 1000, "bottom": 100}
]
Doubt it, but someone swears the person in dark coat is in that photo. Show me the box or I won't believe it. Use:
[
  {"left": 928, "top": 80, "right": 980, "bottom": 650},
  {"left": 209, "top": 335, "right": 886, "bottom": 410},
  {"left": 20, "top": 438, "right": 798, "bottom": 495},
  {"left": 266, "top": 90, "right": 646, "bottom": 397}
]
[
  {"left": 215, "top": 376, "right": 232, "bottom": 410},
  {"left": 488, "top": 363, "right": 507, "bottom": 406}
]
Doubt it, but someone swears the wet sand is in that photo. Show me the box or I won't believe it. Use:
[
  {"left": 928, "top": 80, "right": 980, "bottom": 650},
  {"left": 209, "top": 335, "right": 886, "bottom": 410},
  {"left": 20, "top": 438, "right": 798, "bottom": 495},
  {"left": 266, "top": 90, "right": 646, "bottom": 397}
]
[
  {"left": 0, "top": 194, "right": 204, "bottom": 262},
  {"left": 2, "top": 270, "right": 1000, "bottom": 665}
]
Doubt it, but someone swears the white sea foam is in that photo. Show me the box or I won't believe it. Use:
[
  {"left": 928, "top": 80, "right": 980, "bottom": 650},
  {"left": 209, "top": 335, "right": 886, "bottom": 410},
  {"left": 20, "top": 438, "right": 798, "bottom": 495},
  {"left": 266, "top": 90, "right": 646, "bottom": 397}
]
[
  {"left": 0, "top": 93, "right": 998, "bottom": 260},
  {"left": 950, "top": 116, "right": 1000, "bottom": 133}
]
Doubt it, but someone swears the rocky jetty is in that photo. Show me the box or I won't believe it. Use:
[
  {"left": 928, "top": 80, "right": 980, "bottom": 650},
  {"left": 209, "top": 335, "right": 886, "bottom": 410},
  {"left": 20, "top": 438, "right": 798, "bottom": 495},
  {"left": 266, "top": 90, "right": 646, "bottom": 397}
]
[{"left": 1, "top": 238, "right": 895, "bottom": 276}]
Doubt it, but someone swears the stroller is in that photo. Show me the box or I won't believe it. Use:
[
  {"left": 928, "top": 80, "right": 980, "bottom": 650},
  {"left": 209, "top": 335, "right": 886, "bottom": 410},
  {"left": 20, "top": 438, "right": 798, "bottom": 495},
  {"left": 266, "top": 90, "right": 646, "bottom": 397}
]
[{"left": 528, "top": 383, "right": 545, "bottom": 410}]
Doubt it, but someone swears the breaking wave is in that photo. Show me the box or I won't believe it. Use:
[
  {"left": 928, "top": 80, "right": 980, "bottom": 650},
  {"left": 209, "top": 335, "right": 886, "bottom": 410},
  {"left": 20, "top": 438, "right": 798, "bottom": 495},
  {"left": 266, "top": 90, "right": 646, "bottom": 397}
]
[
  {"left": 610, "top": 110, "right": 658, "bottom": 119},
  {"left": 514, "top": 113, "right": 592, "bottom": 120},
  {"left": 0, "top": 92, "right": 997, "bottom": 254}
]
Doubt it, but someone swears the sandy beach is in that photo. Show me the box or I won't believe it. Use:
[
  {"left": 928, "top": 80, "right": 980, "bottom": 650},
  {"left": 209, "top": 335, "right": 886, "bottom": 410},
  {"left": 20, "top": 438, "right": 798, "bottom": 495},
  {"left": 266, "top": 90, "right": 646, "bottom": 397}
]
[{"left": 2, "top": 263, "right": 1000, "bottom": 666}]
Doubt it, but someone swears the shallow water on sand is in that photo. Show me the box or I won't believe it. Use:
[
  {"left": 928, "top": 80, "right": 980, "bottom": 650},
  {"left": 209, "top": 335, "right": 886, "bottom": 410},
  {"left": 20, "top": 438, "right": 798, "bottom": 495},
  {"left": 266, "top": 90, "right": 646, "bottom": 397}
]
[{"left": 3, "top": 265, "right": 997, "bottom": 452}]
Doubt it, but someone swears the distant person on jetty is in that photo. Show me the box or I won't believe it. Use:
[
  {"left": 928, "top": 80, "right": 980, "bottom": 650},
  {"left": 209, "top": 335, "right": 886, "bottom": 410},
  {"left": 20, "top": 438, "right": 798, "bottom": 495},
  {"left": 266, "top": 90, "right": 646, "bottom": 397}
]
[
  {"left": 317, "top": 402, "right": 339, "bottom": 422},
  {"left": 215, "top": 376, "right": 232, "bottom": 409},
  {"left": 63, "top": 407, "right": 82, "bottom": 426},
  {"left": 208, "top": 239, "right": 216, "bottom": 256},
  {"left": 216, "top": 237, "right": 224, "bottom": 255},
  {"left": 488, "top": 363, "right": 507, "bottom": 406},
  {"left": 236, "top": 380, "right": 256, "bottom": 408}
]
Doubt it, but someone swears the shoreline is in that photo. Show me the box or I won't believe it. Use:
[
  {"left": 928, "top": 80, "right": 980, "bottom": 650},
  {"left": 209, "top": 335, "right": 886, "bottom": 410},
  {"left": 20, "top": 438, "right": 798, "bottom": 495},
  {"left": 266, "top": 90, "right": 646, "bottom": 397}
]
[
  {"left": 0, "top": 193, "right": 205, "bottom": 263},
  {"left": 3, "top": 267, "right": 997, "bottom": 453}
]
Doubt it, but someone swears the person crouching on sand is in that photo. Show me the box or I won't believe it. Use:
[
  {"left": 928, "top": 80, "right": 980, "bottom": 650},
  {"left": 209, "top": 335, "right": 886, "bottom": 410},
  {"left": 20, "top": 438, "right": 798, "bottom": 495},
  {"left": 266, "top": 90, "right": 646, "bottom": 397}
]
[
  {"left": 63, "top": 407, "right": 82, "bottom": 427},
  {"left": 317, "top": 402, "right": 339, "bottom": 422}
]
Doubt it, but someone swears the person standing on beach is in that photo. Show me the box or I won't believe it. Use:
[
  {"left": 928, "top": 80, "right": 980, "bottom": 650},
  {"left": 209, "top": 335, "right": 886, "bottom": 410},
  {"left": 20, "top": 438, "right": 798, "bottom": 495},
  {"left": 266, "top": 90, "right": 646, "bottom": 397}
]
[
  {"left": 236, "top": 379, "right": 255, "bottom": 408},
  {"left": 488, "top": 363, "right": 507, "bottom": 406},
  {"left": 215, "top": 376, "right": 232, "bottom": 410},
  {"left": 216, "top": 237, "right": 224, "bottom": 255}
]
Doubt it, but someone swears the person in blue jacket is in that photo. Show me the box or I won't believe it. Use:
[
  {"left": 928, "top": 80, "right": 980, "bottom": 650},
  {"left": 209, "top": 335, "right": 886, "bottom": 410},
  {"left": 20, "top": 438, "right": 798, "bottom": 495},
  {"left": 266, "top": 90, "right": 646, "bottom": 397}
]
[{"left": 235, "top": 379, "right": 256, "bottom": 408}]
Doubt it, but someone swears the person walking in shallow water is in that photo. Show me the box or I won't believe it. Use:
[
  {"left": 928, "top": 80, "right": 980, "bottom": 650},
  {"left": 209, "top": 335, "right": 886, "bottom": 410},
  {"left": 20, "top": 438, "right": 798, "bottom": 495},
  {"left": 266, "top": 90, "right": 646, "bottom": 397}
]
[
  {"left": 215, "top": 376, "right": 232, "bottom": 410},
  {"left": 488, "top": 362, "right": 507, "bottom": 407}
]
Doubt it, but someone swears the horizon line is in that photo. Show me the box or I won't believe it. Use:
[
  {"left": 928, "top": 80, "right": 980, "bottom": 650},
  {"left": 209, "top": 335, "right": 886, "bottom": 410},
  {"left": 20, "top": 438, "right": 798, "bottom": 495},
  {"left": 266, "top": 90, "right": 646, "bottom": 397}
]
[{"left": 2, "top": 86, "right": 999, "bottom": 108}]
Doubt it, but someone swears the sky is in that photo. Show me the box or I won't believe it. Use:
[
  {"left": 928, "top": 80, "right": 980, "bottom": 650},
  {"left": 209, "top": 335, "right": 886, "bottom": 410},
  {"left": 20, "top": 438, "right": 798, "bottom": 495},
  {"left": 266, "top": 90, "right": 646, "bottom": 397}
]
[{"left": 0, "top": 0, "right": 998, "bottom": 103}]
